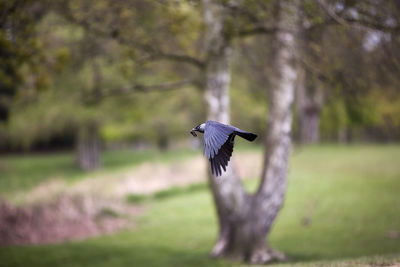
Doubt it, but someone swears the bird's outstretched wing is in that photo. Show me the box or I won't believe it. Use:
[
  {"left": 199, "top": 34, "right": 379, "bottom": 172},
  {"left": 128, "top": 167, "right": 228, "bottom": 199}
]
[
  {"left": 210, "top": 135, "right": 235, "bottom": 176},
  {"left": 204, "top": 121, "right": 236, "bottom": 176}
]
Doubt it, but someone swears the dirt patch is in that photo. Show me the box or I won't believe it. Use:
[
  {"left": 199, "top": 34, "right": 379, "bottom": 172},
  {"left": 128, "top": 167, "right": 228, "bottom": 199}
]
[
  {"left": 96, "top": 152, "right": 262, "bottom": 197},
  {"left": 0, "top": 195, "right": 143, "bottom": 245},
  {"left": 386, "top": 230, "right": 400, "bottom": 239},
  {"left": 1, "top": 151, "right": 261, "bottom": 245},
  {"left": 10, "top": 152, "right": 262, "bottom": 204}
]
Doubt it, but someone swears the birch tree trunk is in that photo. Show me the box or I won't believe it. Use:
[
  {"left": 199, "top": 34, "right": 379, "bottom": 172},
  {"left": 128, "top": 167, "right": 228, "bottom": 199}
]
[
  {"left": 201, "top": 0, "right": 248, "bottom": 258},
  {"left": 202, "top": 0, "right": 299, "bottom": 264}
]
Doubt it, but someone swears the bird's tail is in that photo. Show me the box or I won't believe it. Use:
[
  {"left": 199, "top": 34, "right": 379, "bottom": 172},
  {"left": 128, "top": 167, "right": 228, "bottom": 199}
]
[{"left": 235, "top": 131, "right": 257, "bottom": 142}]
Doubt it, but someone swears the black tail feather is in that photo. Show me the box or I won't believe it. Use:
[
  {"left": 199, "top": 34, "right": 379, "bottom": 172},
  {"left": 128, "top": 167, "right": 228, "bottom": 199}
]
[{"left": 235, "top": 131, "right": 257, "bottom": 142}]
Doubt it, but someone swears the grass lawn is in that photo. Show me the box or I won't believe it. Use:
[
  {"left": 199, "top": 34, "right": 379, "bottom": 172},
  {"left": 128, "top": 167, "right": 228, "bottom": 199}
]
[
  {"left": 1, "top": 144, "right": 400, "bottom": 266},
  {"left": 0, "top": 148, "right": 199, "bottom": 195}
]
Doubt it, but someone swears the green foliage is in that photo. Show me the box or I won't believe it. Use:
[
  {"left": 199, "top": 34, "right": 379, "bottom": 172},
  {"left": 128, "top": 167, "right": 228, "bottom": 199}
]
[
  {"left": 320, "top": 87, "right": 400, "bottom": 141},
  {"left": 1, "top": 3, "right": 205, "bottom": 150},
  {"left": 312, "top": 19, "right": 400, "bottom": 141},
  {"left": 98, "top": 85, "right": 203, "bottom": 147},
  {"left": 0, "top": 0, "right": 49, "bottom": 121},
  {"left": 370, "top": 91, "right": 400, "bottom": 129},
  {"left": 320, "top": 97, "right": 349, "bottom": 140},
  {"left": 2, "top": 0, "right": 400, "bottom": 151}
]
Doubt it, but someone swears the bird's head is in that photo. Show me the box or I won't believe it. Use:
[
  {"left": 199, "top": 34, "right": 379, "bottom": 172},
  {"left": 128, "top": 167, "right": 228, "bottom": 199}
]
[{"left": 190, "top": 123, "right": 205, "bottom": 137}]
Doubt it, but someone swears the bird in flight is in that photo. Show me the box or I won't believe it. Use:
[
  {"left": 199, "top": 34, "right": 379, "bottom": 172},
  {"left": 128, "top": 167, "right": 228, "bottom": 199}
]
[{"left": 190, "top": 120, "right": 257, "bottom": 176}]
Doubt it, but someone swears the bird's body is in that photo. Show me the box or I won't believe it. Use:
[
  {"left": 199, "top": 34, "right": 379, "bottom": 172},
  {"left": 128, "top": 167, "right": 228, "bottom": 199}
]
[{"left": 190, "top": 120, "right": 257, "bottom": 176}]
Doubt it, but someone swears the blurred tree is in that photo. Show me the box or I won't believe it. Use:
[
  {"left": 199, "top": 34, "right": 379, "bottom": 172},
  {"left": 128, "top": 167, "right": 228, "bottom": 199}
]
[
  {"left": 63, "top": 0, "right": 297, "bottom": 261},
  {"left": 202, "top": 0, "right": 299, "bottom": 263},
  {"left": 294, "top": 1, "right": 326, "bottom": 144},
  {"left": 0, "top": 0, "right": 48, "bottom": 122},
  {"left": 57, "top": 0, "right": 204, "bottom": 168},
  {"left": 1, "top": 0, "right": 203, "bottom": 166},
  {"left": 316, "top": 0, "right": 400, "bottom": 142}
]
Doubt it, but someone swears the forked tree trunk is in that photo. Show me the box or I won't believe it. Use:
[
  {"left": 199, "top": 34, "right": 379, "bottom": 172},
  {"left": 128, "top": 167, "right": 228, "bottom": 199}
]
[
  {"left": 202, "top": 0, "right": 299, "bottom": 264},
  {"left": 76, "top": 124, "right": 100, "bottom": 170}
]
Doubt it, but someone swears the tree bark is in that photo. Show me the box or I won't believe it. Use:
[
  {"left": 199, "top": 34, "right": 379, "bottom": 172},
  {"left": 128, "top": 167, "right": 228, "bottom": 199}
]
[
  {"left": 295, "top": 67, "right": 323, "bottom": 144},
  {"left": 201, "top": 0, "right": 248, "bottom": 259},
  {"left": 202, "top": 0, "right": 299, "bottom": 264},
  {"left": 251, "top": 0, "right": 299, "bottom": 262},
  {"left": 76, "top": 60, "right": 102, "bottom": 170},
  {"left": 76, "top": 123, "right": 100, "bottom": 170},
  {"left": 295, "top": 17, "right": 323, "bottom": 144}
]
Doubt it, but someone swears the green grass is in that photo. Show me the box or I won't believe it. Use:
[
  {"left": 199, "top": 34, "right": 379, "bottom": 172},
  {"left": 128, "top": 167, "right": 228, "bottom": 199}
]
[
  {"left": 1, "top": 144, "right": 400, "bottom": 266},
  {"left": 0, "top": 148, "right": 199, "bottom": 195},
  {"left": 0, "top": 142, "right": 258, "bottom": 196},
  {"left": 271, "top": 144, "right": 400, "bottom": 261}
]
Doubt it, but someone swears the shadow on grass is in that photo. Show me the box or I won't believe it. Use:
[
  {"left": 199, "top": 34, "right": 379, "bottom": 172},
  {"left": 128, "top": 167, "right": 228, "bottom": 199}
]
[
  {"left": 2, "top": 242, "right": 397, "bottom": 267},
  {"left": 126, "top": 183, "right": 208, "bottom": 204},
  {"left": 1, "top": 242, "right": 226, "bottom": 267}
]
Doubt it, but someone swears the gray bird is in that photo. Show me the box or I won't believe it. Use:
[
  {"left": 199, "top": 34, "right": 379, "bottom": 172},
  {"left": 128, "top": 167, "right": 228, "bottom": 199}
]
[{"left": 190, "top": 120, "right": 257, "bottom": 176}]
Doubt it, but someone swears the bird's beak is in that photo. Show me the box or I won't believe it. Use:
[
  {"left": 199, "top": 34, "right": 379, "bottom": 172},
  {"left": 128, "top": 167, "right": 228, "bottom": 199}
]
[{"left": 190, "top": 128, "right": 197, "bottom": 137}]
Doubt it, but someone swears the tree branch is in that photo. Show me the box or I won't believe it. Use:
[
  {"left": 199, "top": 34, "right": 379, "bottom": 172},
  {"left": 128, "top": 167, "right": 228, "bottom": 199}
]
[
  {"left": 343, "top": 17, "right": 400, "bottom": 33},
  {"left": 148, "top": 52, "right": 205, "bottom": 69},
  {"left": 103, "top": 78, "right": 199, "bottom": 97},
  {"left": 60, "top": 5, "right": 205, "bottom": 69},
  {"left": 222, "top": 1, "right": 269, "bottom": 26},
  {"left": 221, "top": 1, "right": 278, "bottom": 37},
  {"left": 317, "top": 0, "right": 400, "bottom": 33},
  {"left": 237, "top": 26, "right": 278, "bottom": 37}
]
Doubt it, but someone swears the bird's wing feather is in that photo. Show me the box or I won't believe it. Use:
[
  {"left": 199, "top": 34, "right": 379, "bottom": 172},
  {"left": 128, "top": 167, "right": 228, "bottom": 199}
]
[
  {"left": 201, "top": 121, "right": 256, "bottom": 176},
  {"left": 209, "top": 135, "right": 234, "bottom": 175},
  {"left": 204, "top": 121, "right": 234, "bottom": 160},
  {"left": 204, "top": 121, "right": 237, "bottom": 176}
]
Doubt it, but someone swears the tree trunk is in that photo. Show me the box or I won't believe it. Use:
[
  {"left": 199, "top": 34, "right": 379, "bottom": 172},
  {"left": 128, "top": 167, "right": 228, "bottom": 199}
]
[
  {"left": 250, "top": 0, "right": 299, "bottom": 262},
  {"left": 202, "top": 0, "right": 299, "bottom": 264},
  {"left": 295, "top": 67, "right": 323, "bottom": 144},
  {"left": 201, "top": 0, "right": 248, "bottom": 259},
  {"left": 76, "top": 60, "right": 102, "bottom": 170},
  {"left": 76, "top": 124, "right": 100, "bottom": 170},
  {"left": 294, "top": 9, "right": 324, "bottom": 145}
]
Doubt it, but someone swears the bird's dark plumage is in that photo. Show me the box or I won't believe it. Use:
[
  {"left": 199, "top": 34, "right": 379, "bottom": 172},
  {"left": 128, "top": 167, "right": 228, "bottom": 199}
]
[{"left": 190, "top": 120, "right": 257, "bottom": 176}]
